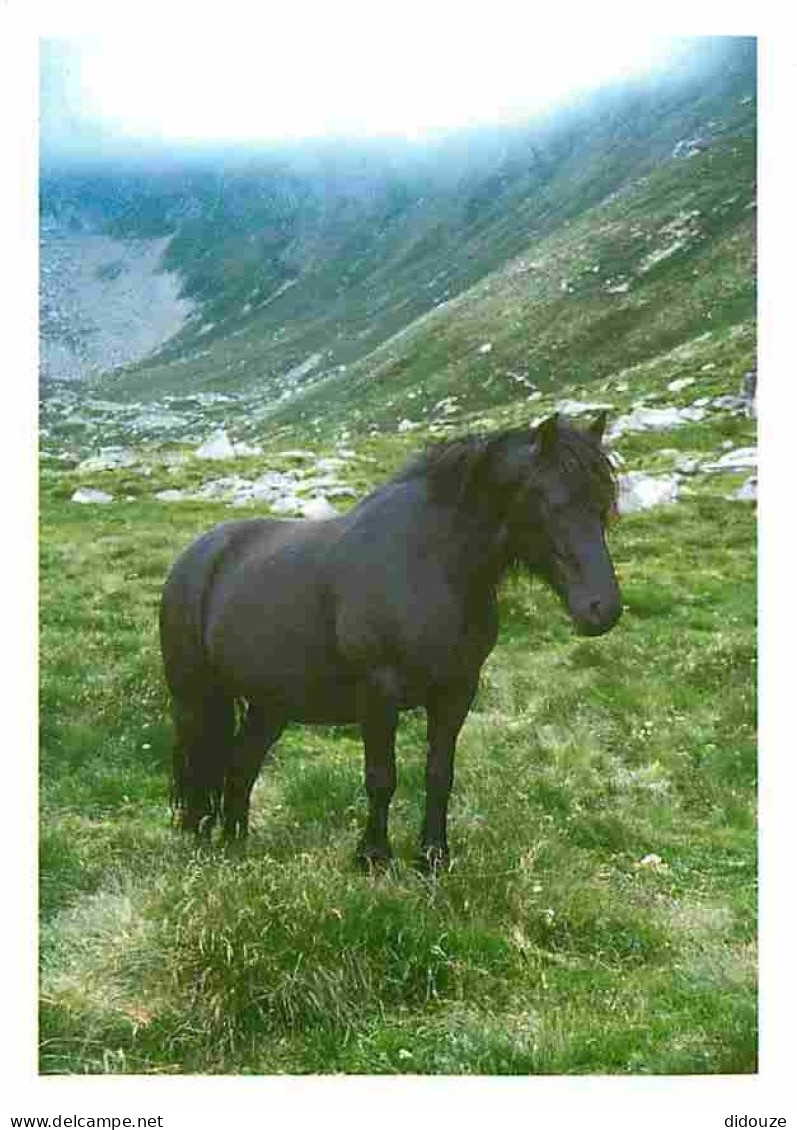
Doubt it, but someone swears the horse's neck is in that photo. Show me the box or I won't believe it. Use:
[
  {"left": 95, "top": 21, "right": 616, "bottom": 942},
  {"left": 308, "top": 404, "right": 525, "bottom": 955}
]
[{"left": 426, "top": 493, "right": 514, "bottom": 599}]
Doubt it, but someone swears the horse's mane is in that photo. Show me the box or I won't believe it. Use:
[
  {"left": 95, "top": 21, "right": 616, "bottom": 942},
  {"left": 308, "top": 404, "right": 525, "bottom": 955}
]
[{"left": 393, "top": 419, "right": 617, "bottom": 515}]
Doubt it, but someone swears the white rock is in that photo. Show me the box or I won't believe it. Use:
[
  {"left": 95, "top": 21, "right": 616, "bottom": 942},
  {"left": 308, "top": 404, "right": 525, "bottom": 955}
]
[
  {"left": 712, "top": 395, "right": 747, "bottom": 412},
  {"left": 283, "top": 353, "right": 323, "bottom": 381},
  {"left": 667, "top": 377, "right": 695, "bottom": 393},
  {"left": 314, "top": 456, "right": 347, "bottom": 472},
  {"left": 729, "top": 476, "right": 757, "bottom": 502},
  {"left": 618, "top": 472, "right": 680, "bottom": 514},
  {"left": 279, "top": 450, "right": 317, "bottom": 461},
  {"left": 637, "top": 853, "right": 666, "bottom": 869},
  {"left": 195, "top": 429, "right": 236, "bottom": 460},
  {"left": 478, "top": 342, "right": 493, "bottom": 354},
  {"left": 261, "top": 496, "right": 297, "bottom": 514},
  {"left": 672, "top": 454, "right": 700, "bottom": 474},
  {"left": 609, "top": 406, "right": 707, "bottom": 439},
  {"left": 556, "top": 399, "right": 614, "bottom": 416},
  {"left": 301, "top": 497, "right": 338, "bottom": 519},
  {"left": 154, "top": 489, "right": 186, "bottom": 502},
  {"left": 71, "top": 488, "right": 114, "bottom": 504},
  {"left": 160, "top": 451, "right": 188, "bottom": 468},
  {"left": 132, "top": 410, "right": 186, "bottom": 431},
  {"left": 398, "top": 419, "right": 418, "bottom": 432},
  {"left": 77, "top": 447, "right": 137, "bottom": 472},
  {"left": 702, "top": 446, "right": 757, "bottom": 472}
]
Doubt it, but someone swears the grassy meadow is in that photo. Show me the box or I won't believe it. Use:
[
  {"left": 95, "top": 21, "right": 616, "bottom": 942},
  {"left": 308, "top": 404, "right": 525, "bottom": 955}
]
[{"left": 39, "top": 416, "right": 756, "bottom": 1075}]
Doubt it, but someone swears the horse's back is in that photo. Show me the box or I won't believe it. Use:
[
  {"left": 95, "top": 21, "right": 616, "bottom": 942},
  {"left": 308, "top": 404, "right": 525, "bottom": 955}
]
[{"left": 198, "top": 516, "right": 349, "bottom": 710}]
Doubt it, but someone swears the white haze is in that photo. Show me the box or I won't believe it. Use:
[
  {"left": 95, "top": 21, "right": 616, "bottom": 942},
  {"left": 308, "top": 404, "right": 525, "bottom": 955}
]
[{"left": 41, "top": 21, "right": 685, "bottom": 160}]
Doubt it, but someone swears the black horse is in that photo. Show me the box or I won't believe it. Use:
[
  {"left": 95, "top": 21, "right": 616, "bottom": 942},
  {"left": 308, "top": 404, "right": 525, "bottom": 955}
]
[{"left": 160, "top": 413, "right": 622, "bottom": 868}]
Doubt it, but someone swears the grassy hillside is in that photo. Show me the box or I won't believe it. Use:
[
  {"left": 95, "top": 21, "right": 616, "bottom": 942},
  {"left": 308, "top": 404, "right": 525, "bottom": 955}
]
[{"left": 38, "top": 37, "right": 757, "bottom": 1075}]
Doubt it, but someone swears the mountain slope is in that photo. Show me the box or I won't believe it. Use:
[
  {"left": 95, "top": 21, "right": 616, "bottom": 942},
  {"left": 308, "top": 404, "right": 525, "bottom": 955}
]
[{"left": 40, "top": 37, "right": 755, "bottom": 421}]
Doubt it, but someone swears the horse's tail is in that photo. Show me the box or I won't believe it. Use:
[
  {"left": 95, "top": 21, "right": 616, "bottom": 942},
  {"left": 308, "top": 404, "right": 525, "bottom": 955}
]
[
  {"left": 168, "top": 693, "right": 236, "bottom": 828},
  {"left": 159, "top": 522, "right": 245, "bottom": 829}
]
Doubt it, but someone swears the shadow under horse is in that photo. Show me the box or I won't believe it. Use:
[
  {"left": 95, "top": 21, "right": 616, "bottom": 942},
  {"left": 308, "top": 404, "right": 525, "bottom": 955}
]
[{"left": 160, "top": 413, "right": 622, "bottom": 869}]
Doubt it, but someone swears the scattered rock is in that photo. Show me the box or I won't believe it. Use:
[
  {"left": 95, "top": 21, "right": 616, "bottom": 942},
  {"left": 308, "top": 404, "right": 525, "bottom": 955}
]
[
  {"left": 636, "top": 852, "right": 667, "bottom": 870},
  {"left": 702, "top": 446, "right": 757, "bottom": 472},
  {"left": 618, "top": 472, "right": 680, "bottom": 514},
  {"left": 71, "top": 488, "right": 114, "bottom": 504},
  {"left": 671, "top": 136, "right": 706, "bottom": 159},
  {"left": 556, "top": 399, "right": 614, "bottom": 416},
  {"left": 434, "top": 396, "right": 459, "bottom": 415},
  {"left": 131, "top": 410, "right": 186, "bottom": 432},
  {"left": 667, "top": 376, "right": 695, "bottom": 393},
  {"left": 711, "top": 394, "right": 748, "bottom": 413},
  {"left": 300, "top": 497, "right": 338, "bottom": 520},
  {"left": 314, "top": 456, "right": 347, "bottom": 472},
  {"left": 739, "top": 369, "right": 757, "bottom": 417},
  {"left": 77, "top": 447, "right": 137, "bottom": 472},
  {"left": 728, "top": 475, "right": 757, "bottom": 502},
  {"left": 672, "top": 454, "right": 701, "bottom": 475},
  {"left": 478, "top": 342, "right": 493, "bottom": 354},
  {"left": 195, "top": 430, "right": 236, "bottom": 460},
  {"left": 609, "top": 405, "right": 707, "bottom": 439},
  {"left": 283, "top": 353, "right": 323, "bottom": 382}
]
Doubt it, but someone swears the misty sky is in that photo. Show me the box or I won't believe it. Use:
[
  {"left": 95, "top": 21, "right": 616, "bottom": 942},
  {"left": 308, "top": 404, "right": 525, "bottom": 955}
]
[{"left": 40, "top": 25, "right": 686, "bottom": 163}]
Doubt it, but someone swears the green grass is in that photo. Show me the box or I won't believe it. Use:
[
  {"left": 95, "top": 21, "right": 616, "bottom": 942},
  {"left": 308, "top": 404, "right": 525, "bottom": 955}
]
[{"left": 39, "top": 451, "right": 756, "bottom": 1074}]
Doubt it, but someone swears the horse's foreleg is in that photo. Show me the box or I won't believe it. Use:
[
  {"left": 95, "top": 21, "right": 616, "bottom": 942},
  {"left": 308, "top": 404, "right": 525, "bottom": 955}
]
[
  {"left": 421, "top": 679, "right": 478, "bottom": 871},
  {"left": 222, "top": 705, "right": 285, "bottom": 840},
  {"left": 356, "top": 667, "right": 400, "bottom": 869}
]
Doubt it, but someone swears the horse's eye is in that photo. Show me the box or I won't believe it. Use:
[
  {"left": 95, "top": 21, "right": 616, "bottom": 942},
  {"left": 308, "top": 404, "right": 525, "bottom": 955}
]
[{"left": 605, "top": 501, "right": 620, "bottom": 526}]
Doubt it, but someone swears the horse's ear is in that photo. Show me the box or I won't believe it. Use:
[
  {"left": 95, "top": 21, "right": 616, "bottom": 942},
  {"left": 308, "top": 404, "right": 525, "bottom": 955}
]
[
  {"left": 535, "top": 413, "right": 559, "bottom": 455},
  {"left": 589, "top": 410, "right": 608, "bottom": 441}
]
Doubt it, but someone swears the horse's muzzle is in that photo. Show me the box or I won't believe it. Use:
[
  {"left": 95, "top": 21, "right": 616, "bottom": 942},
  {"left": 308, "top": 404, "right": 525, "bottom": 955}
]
[{"left": 572, "top": 596, "right": 623, "bottom": 637}]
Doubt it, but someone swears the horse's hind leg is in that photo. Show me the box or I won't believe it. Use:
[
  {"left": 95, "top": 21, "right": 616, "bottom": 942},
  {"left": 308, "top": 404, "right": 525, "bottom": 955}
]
[
  {"left": 222, "top": 704, "right": 285, "bottom": 841},
  {"left": 171, "top": 692, "right": 235, "bottom": 837}
]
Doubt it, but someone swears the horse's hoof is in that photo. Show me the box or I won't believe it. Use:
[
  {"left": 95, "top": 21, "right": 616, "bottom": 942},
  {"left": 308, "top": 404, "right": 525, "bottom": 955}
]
[
  {"left": 355, "top": 842, "right": 392, "bottom": 873},
  {"left": 197, "top": 814, "right": 216, "bottom": 840},
  {"left": 417, "top": 845, "right": 451, "bottom": 875}
]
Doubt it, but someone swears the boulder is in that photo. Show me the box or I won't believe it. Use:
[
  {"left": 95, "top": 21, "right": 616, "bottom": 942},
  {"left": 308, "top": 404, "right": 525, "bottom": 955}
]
[
  {"left": 301, "top": 497, "right": 338, "bottom": 520},
  {"left": 195, "top": 429, "right": 236, "bottom": 460},
  {"left": 618, "top": 472, "right": 680, "bottom": 514},
  {"left": 609, "top": 405, "right": 707, "bottom": 439},
  {"left": 701, "top": 446, "right": 757, "bottom": 473},
  {"left": 71, "top": 488, "right": 114, "bottom": 504},
  {"left": 729, "top": 476, "right": 757, "bottom": 502},
  {"left": 556, "top": 399, "right": 614, "bottom": 416},
  {"left": 77, "top": 447, "right": 137, "bottom": 472}
]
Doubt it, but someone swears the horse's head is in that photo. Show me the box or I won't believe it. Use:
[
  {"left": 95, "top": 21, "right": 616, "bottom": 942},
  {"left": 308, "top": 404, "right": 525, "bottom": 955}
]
[{"left": 505, "top": 413, "right": 623, "bottom": 637}]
